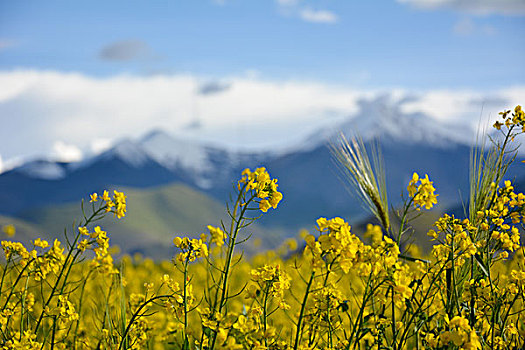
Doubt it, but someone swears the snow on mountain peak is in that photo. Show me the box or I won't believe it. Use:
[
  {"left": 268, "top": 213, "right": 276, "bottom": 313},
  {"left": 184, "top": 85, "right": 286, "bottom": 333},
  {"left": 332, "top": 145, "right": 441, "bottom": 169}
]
[
  {"left": 140, "top": 129, "right": 211, "bottom": 173},
  {"left": 111, "top": 139, "right": 150, "bottom": 167},
  {"left": 337, "top": 96, "right": 470, "bottom": 147},
  {"left": 73, "top": 138, "right": 151, "bottom": 169},
  {"left": 15, "top": 160, "right": 66, "bottom": 180}
]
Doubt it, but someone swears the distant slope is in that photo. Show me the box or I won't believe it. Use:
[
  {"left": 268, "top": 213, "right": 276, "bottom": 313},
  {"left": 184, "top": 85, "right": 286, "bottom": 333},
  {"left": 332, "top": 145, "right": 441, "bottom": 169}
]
[
  {"left": 0, "top": 156, "right": 180, "bottom": 216},
  {"left": 16, "top": 182, "right": 287, "bottom": 259},
  {"left": 0, "top": 214, "right": 47, "bottom": 243}
]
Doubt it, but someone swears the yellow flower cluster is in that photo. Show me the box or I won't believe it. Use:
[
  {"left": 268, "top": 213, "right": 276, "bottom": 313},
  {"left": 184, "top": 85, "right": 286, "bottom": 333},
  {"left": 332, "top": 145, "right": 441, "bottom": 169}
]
[
  {"left": 429, "top": 215, "right": 478, "bottom": 266},
  {"left": 1, "top": 224, "right": 15, "bottom": 237},
  {"left": 78, "top": 225, "right": 117, "bottom": 273},
  {"left": 89, "top": 189, "right": 127, "bottom": 218},
  {"left": 207, "top": 225, "right": 226, "bottom": 247},
  {"left": 475, "top": 180, "right": 523, "bottom": 252},
  {"left": 173, "top": 236, "right": 208, "bottom": 262},
  {"left": 2, "top": 331, "right": 41, "bottom": 350},
  {"left": 422, "top": 315, "right": 481, "bottom": 349},
  {"left": 238, "top": 167, "right": 283, "bottom": 212},
  {"left": 494, "top": 105, "right": 525, "bottom": 131},
  {"left": 407, "top": 172, "right": 438, "bottom": 210},
  {"left": 305, "top": 217, "right": 364, "bottom": 273},
  {"left": 249, "top": 264, "right": 290, "bottom": 302}
]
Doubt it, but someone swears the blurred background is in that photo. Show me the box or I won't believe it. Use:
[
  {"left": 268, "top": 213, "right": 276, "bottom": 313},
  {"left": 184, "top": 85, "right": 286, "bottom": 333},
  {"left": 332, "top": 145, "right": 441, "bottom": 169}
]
[{"left": 0, "top": 0, "right": 524, "bottom": 257}]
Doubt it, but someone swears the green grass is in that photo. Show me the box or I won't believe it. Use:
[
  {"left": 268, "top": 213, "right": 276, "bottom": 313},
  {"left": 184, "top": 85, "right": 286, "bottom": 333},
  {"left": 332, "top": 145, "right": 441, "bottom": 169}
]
[{"left": 15, "top": 182, "right": 288, "bottom": 258}]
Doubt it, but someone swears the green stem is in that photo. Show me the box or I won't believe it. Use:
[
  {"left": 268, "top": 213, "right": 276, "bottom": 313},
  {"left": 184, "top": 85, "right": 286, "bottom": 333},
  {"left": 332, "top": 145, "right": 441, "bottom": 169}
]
[
  {"left": 0, "top": 255, "right": 11, "bottom": 297},
  {"left": 391, "top": 287, "right": 396, "bottom": 350},
  {"left": 118, "top": 294, "right": 173, "bottom": 350},
  {"left": 397, "top": 197, "right": 415, "bottom": 244},
  {"left": 50, "top": 316, "right": 57, "bottom": 350},
  {"left": 1, "top": 257, "right": 34, "bottom": 311},
  {"left": 34, "top": 206, "right": 105, "bottom": 336},
  {"left": 183, "top": 261, "right": 189, "bottom": 350},
  {"left": 293, "top": 271, "right": 315, "bottom": 350},
  {"left": 73, "top": 269, "right": 94, "bottom": 349},
  {"left": 217, "top": 198, "right": 252, "bottom": 315},
  {"left": 20, "top": 276, "right": 30, "bottom": 338}
]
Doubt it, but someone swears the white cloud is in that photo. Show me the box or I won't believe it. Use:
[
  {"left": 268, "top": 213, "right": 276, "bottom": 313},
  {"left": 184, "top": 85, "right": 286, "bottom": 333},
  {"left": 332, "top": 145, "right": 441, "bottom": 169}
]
[
  {"left": 0, "top": 69, "right": 361, "bottom": 160},
  {"left": 399, "top": 87, "right": 524, "bottom": 129},
  {"left": 397, "top": 0, "right": 525, "bottom": 16},
  {"left": 299, "top": 8, "right": 339, "bottom": 23},
  {"left": 52, "top": 141, "right": 83, "bottom": 162},
  {"left": 274, "top": 0, "right": 338, "bottom": 24},
  {"left": 0, "top": 69, "right": 523, "bottom": 163}
]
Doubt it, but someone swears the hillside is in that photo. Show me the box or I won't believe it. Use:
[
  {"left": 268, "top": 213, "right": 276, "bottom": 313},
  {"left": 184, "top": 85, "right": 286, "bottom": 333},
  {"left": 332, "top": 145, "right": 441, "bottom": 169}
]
[{"left": 14, "top": 182, "right": 288, "bottom": 258}]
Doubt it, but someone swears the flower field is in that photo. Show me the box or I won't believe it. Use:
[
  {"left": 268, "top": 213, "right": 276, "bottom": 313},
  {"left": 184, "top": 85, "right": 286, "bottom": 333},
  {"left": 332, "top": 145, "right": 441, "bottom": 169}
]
[{"left": 1, "top": 106, "right": 525, "bottom": 349}]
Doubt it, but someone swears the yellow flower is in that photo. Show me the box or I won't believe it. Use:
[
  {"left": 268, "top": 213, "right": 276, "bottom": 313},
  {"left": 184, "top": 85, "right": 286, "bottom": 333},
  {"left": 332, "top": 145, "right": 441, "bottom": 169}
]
[
  {"left": 259, "top": 199, "right": 271, "bottom": 212},
  {"left": 102, "top": 190, "right": 111, "bottom": 201},
  {"left": 113, "top": 190, "right": 127, "bottom": 218},
  {"left": 78, "top": 226, "right": 89, "bottom": 236},
  {"left": 33, "top": 238, "right": 49, "bottom": 248},
  {"left": 207, "top": 225, "right": 226, "bottom": 247},
  {"left": 407, "top": 173, "right": 438, "bottom": 210},
  {"left": 2, "top": 224, "right": 15, "bottom": 237},
  {"left": 77, "top": 239, "right": 89, "bottom": 252},
  {"left": 238, "top": 167, "right": 283, "bottom": 212},
  {"left": 407, "top": 172, "right": 419, "bottom": 197}
]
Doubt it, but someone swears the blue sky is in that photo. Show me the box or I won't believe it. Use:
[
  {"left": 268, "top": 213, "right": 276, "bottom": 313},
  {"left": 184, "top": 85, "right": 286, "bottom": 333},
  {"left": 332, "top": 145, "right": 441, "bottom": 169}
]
[
  {"left": 0, "top": 0, "right": 524, "bottom": 168},
  {"left": 1, "top": 0, "right": 523, "bottom": 87}
]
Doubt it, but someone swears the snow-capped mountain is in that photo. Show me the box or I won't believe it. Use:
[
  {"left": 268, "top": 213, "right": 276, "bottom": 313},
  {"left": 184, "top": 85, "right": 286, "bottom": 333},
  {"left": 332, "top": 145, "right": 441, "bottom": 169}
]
[
  {"left": 86, "top": 138, "right": 151, "bottom": 168},
  {"left": 2, "top": 96, "right": 521, "bottom": 233},
  {"left": 4, "top": 95, "right": 476, "bottom": 182},
  {"left": 317, "top": 95, "right": 472, "bottom": 149},
  {"left": 140, "top": 130, "right": 212, "bottom": 173},
  {"left": 14, "top": 160, "right": 68, "bottom": 180}
]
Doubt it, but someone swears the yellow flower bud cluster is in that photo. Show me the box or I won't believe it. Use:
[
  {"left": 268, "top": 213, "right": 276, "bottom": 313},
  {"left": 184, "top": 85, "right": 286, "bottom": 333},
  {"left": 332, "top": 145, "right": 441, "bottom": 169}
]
[
  {"left": 494, "top": 105, "right": 525, "bottom": 131},
  {"left": 438, "top": 316, "right": 481, "bottom": 349},
  {"left": 78, "top": 225, "right": 117, "bottom": 274},
  {"left": 238, "top": 167, "right": 283, "bottom": 212},
  {"left": 89, "top": 189, "right": 127, "bottom": 218},
  {"left": 1, "top": 239, "right": 68, "bottom": 281},
  {"left": 1, "top": 240, "right": 36, "bottom": 264},
  {"left": 207, "top": 225, "right": 226, "bottom": 247},
  {"left": 407, "top": 172, "right": 438, "bottom": 210},
  {"left": 57, "top": 295, "right": 79, "bottom": 324},
  {"left": 311, "top": 283, "right": 345, "bottom": 329},
  {"left": 173, "top": 236, "right": 208, "bottom": 262},
  {"left": 2, "top": 330, "right": 42, "bottom": 349},
  {"left": 250, "top": 264, "right": 290, "bottom": 301},
  {"left": 305, "top": 217, "right": 364, "bottom": 273},
  {"left": 430, "top": 215, "right": 478, "bottom": 265},
  {"left": 476, "top": 180, "right": 523, "bottom": 252},
  {"left": 2, "top": 224, "right": 15, "bottom": 237}
]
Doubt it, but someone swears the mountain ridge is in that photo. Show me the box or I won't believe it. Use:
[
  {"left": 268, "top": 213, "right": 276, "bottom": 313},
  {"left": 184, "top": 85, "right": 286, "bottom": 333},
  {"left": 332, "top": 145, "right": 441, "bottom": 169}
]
[{"left": 2, "top": 98, "right": 522, "bottom": 256}]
